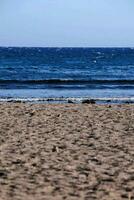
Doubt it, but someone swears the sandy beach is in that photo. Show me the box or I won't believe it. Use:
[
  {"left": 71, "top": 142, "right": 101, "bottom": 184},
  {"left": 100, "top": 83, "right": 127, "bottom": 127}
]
[{"left": 0, "top": 103, "right": 134, "bottom": 200}]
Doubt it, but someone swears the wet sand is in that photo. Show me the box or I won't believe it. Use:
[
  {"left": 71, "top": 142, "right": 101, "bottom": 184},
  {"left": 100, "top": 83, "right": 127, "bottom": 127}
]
[{"left": 0, "top": 103, "right": 134, "bottom": 200}]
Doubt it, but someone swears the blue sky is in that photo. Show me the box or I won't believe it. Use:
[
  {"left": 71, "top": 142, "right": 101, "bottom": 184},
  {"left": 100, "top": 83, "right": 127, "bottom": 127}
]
[{"left": 0, "top": 0, "right": 134, "bottom": 47}]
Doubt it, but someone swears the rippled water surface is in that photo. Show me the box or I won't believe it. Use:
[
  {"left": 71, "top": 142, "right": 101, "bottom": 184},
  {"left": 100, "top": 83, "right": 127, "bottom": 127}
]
[{"left": 0, "top": 47, "right": 134, "bottom": 98}]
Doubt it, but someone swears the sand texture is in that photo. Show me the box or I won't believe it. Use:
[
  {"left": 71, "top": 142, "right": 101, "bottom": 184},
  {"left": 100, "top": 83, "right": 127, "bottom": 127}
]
[{"left": 0, "top": 103, "right": 134, "bottom": 200}]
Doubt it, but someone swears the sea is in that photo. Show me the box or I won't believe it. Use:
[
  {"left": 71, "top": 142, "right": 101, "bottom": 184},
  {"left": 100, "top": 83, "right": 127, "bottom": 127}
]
[{"left": 0, "top": 47, "right": 134, "bottom": 102}]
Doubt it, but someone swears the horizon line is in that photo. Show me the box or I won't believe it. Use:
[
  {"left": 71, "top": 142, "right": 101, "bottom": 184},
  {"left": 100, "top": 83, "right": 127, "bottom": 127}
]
[{"left": 0, "top": 46, "right": 134, "bottom": 49}]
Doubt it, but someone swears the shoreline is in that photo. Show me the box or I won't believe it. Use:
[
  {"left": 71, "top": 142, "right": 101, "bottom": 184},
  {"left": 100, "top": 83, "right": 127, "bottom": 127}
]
[{"left": 0, "top": 96, "right": 134, "bottom": 104}]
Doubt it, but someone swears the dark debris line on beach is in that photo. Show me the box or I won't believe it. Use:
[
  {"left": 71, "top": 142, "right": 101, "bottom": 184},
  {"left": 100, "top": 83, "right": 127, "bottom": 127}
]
[{"left": 0, "top": 97, "right": 134, "bottom": 104}]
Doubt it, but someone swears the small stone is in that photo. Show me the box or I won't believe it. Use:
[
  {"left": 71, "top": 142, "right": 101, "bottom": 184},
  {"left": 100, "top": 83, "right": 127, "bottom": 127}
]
[
  {"left": 52, "top": 145, "right": 59, "bottom": 153},
  {"left": 79, "top": 174, "right": 87, "bottom": 183},
  {"left": 82, "top": 99, "right": 95, "bottom": 104},
  {"left": 0, "top": 169, "right": 8, "bottom": 178},
  {"left": 68, "top": 100, "right": 74, "bottom": 103}
]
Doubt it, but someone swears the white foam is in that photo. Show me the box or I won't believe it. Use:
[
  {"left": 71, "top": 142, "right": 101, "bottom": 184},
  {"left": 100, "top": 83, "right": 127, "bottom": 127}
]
[{"left": 0, "top": 97, "right": 134, "bottom": 103}]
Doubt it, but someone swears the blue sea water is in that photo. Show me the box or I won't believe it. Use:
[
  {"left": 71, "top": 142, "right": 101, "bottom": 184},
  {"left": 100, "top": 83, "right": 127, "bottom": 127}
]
[{"left": 0, "top": 47, "right": 134, "bottom": 99}]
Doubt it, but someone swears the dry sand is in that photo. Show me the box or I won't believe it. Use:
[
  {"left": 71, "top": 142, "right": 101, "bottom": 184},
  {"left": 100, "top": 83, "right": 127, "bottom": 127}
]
[{"left": 0, "top": 103, "right": 134, "bottom": 200}]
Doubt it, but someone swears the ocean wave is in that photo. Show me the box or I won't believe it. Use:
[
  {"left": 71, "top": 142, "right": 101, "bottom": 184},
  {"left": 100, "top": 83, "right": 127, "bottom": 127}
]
[{"left": 0, "top": 79, "right": 134, "bottom": 85}]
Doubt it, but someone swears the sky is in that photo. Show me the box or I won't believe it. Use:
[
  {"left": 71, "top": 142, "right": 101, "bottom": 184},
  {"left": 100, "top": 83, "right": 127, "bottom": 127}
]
[{"left": 0, "top": 0, "right": 134, "bottom": 47}]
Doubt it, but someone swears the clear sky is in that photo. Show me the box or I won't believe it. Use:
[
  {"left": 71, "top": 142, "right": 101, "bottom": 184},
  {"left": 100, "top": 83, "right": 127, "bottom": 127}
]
[{"left": 0, "top": 0, "right": 134, "bottom": 47}]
